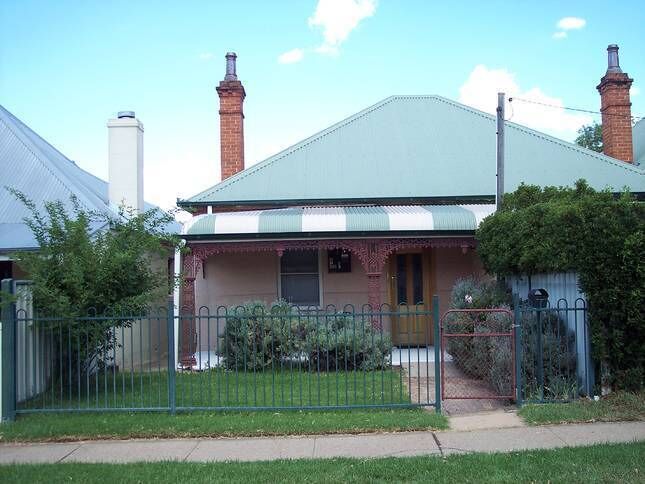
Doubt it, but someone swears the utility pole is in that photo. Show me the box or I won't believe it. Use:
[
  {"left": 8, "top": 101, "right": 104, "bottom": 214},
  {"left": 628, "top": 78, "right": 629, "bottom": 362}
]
[{"left": 496, "top": 92, "right": 505, "bottom": 211}]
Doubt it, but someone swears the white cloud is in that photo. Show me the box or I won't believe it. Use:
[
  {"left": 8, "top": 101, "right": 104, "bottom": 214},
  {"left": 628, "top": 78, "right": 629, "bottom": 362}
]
[
  {"left": 199, "top": 53, "right": 214, "bottom": 60},
  {"left": 557, "top": 17, "right": 586, "bottom": 30},
  {"left": 552, "top": 31, "right": 567, "bottom": 40},
  {"left": 631, "top": 86, "right": 640, "bottom": 96},
  {"left": 278, "top": 48, "right": 305, "bottom": 64},
  {"left": 458, "top": 65, "right": 592, "bottom": 141},
  {"left": 308, "top": 0, "right": 376, "bottom": 55}
]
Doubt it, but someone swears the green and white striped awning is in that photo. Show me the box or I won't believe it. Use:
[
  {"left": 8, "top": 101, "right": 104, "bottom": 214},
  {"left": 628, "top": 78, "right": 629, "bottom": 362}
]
[{"left": 183, "top": 204, "right": 495, "bottom": 237}]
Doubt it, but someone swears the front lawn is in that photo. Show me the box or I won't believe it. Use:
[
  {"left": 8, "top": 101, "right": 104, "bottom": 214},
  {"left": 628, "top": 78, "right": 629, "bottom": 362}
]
[
  {"left": 19, "top": 368, "right": 413, "bottom": 411},
  {"left": 0, "top": 442, "right": 642, "bottom": 483},
  {"left": 519, "top": 391, "right": 645, "bottom": 425},
  {"left": 0, "top": 408, "right": 447, "bottom": 442}
]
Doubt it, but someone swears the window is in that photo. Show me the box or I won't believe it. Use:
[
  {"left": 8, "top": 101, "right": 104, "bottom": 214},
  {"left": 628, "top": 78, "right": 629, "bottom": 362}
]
[
  {"left": 280, "top": 250, "right": 320, "bottom": 306},
  {"left": 327, "top": 249, "right": 351, "bottom": 273},
  {"left": 0, "top": 261, "right": 12, "bottom": 280}
]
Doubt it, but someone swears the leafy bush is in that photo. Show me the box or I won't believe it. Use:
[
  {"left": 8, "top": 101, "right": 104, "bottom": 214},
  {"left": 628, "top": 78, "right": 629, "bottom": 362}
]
[
  {"left": 477, "top": 180, "right": 644, "bottom": 391},
  {"left": 222, "top": 301, "right": 309, "bottom": 371},
  {"left": 520, "top": 310, "right": 578, "bottom": 401},
  {"left": 306, "top": 315, "right": 391, "bottom": 371},
  {"left": 222, "top": 301, "right": 391, "bottom": 371},
  {"left": 6, "top": 190, "right": 180, "bottom": 381},
  {"left": 450, "top": 277, "right": 510, "bottom": 310},
  {"left": 447, "top": 277, "right": 577, "bottom": 400}
]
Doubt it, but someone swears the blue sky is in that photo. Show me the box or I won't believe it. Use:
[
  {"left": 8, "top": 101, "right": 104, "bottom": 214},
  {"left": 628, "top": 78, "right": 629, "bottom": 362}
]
[{"left": 1, "top": 0, "right": 643, "bottom": 211}]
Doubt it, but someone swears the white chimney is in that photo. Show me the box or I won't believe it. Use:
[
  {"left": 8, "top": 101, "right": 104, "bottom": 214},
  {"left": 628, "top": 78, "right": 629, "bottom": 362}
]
[{"left": 107, "top": 111, "right": 144, "bottom": 213}]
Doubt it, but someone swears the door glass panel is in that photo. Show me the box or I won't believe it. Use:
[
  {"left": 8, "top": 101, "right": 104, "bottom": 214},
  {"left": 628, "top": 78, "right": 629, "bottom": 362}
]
[
  {"left": 396, "top": 254, "right": 407, "bottom": 305},
  {"left": 412, "top": 254, "right": 423, "bottom": 305}
]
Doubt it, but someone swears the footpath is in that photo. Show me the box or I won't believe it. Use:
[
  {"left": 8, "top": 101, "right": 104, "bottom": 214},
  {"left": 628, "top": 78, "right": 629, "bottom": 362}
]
[{"left": 1, "top": 420, "right": 643, "bottom": 464}]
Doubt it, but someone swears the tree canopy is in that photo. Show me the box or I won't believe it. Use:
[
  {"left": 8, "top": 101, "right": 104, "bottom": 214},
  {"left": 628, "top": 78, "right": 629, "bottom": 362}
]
[
  {"left": 574, "top": 122, "right": 603, "bottom": 153},
  {"left": 10, "top": 189, "right": 181, "bottom": 316},
  {"left": 7, "top": 189, "right": 182, "bottom": 378}
]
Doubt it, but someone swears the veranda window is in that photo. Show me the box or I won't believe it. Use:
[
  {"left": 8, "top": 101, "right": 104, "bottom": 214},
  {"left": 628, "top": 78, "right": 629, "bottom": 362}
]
[{"left": 280, "top": 250, "right": 320, "bottom": 306}]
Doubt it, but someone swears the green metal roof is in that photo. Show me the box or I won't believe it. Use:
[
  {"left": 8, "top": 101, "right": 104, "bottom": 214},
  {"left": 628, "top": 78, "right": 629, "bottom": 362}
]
[{"left": 184, "top": 96, "right": 644, "bottom": 206}]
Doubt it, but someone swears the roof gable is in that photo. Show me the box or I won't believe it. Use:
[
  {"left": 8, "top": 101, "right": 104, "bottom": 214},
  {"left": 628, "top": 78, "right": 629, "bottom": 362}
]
[{"left": 185, "top": 96, "right": 644, "bottom": 206}]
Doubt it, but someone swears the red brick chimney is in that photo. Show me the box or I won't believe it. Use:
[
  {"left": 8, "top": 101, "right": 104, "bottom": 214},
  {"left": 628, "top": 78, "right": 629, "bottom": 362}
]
[
  {"left": 597, "top": 44, "right": 634, "bottom": 163},
  {"left": 216, "top": 52, "right": 246, "bottom": 180}
]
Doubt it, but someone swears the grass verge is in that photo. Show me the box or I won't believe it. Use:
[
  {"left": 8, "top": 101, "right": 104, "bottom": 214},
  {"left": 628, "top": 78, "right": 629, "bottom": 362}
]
[
  {"left": 0, "top": 442, "right": 642, "bottom": 483},
  {"left": 0, "top": 408, "right": 446, "bottom": 442},
  {"left": 519, "top": 391, "right": 645, "bottom": 425}
]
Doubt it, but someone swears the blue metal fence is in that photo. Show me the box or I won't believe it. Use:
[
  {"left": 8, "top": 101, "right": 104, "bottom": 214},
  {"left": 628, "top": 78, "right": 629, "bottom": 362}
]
[
  {"left": 1, "top": 287, "right": 442, "bottom": 420},
  {"left": 0, "top": 277, "right": 593, "bottom": 422},
  {"left": 514, "top": 297, "right": 592, "bottom": 404}
]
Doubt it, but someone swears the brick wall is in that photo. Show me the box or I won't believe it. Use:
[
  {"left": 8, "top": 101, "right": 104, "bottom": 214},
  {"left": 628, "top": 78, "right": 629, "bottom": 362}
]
[{"left": 216, "top": 80, "right": 246, "bottom": 179}]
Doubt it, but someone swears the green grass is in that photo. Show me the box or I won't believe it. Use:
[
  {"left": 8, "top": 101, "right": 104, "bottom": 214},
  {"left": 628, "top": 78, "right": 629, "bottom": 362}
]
[
  {"left": 20, "top": 368, "right": 414, "bottom": 410},
  {"left": 519, "top": 391, "right": 645, "bottom": 425},
  {"left": 0, "top": 408, "right": 446, "bottom": 442},
  {"left": 0, "top": 442, "right": 642, "bottom": 483}
]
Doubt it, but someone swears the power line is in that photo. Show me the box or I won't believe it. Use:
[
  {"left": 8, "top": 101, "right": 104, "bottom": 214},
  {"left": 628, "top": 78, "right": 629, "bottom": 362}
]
[{"left": 508, "top": 97, "right": 643, "bottom": 122}]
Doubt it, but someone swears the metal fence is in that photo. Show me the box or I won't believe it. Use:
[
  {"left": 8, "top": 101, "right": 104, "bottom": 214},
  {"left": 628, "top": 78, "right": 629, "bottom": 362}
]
[
  {"left": 1, "top": 287, "right": 441, "bottom": 419},
  {"left": 0, "top": 276, "right": 592, "bottom": 422},
  {"left": 441, "top": 308, "right": 515, "bottom": 401},
  {"left": 515, "top": 298, "right": 592, "bottom": 404}
]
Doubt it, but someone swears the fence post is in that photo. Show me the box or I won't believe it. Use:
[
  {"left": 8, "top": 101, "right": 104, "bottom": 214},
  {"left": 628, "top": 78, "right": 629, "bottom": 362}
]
[
  {"left": 536, "top": 307, "right": 544, "bottom": 402},
  {"left": 432, "top": 295, "right": 441, "bottom": 414},
  {"left": 1, "top": 279, "right": 16, "bottom": 422},
  {"left": 513, "top": 293, "right": 522, "bottom": 407},
  {"left": 166, "top": 296, "right": 176, "bottom": 415}
]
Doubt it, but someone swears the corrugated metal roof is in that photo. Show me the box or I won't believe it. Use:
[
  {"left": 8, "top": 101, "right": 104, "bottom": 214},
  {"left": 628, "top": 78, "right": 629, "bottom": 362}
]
[
  {"left": 0, "top": 104, "right": 179, "bottom": 251},
  {"left": 634, "top": 119, "right": 645, "bottom": 166},
  {"left": 183, "top": 204, "right": 495, "bottom": 237},
  {"left": 185, "top": 95, "right": 644, "bottom": 205}
]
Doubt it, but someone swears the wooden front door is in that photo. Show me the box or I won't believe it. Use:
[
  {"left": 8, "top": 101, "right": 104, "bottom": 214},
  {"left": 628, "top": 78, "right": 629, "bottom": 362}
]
[{"left": 390, "top": 251, "right": 433, "bottom": 346}]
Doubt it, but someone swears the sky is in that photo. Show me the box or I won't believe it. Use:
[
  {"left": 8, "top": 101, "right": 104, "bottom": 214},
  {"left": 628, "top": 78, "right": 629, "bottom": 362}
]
[{"left": 1, "top": 0, "right": 644, "bottom": 215}]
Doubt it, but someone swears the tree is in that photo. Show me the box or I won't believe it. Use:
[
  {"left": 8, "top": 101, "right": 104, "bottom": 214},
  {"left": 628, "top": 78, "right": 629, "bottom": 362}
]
[
  {"left": 8, "top": 189, "right": 182, "bottom": 379},
  {"left": 575, "top": 122, "right": 603, "bottom": 153}
]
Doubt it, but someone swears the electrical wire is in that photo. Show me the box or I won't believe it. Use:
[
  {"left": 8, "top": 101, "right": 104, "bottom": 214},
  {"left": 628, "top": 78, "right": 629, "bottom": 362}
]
[{"left": 508, "top": 97, "right": 643, "bottom": 122}]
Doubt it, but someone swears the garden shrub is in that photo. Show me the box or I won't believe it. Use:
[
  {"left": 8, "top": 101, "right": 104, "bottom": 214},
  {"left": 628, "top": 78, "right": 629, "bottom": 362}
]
[
  {"left": 222, "top": 301, "right": 391, "bottom": 371},
  {"left": 477, "top": 180, "right": 644, "bottom": 391},
  {"left": 447, "top": 277, "right": 577, "bottom": 399},
  {"left": 306, "top": 315, "right": 391, "bottom": 371},
  {"left": 520, "top": 310, "right": 578, "bottom": 400}
]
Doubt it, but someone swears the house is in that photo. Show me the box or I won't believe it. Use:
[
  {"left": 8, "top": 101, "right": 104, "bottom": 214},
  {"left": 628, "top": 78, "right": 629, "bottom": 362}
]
[
  {"left": 178, "top": 46, "right": 645, "bottom": 364},
  {"left": 176, "top": 47, "right": 643, "bottom": 364},
  {"left": 0, "top": 106, "right": 179, "bottom": 398}
]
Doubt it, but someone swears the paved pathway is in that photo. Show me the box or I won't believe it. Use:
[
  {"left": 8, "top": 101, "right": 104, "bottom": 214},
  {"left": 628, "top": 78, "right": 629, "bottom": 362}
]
[
  {"left": 401, "top": 361, "right": 514, "bottom": 415},
  {"left": 1, "top": 421, "right": 643, "bottom": 464}
]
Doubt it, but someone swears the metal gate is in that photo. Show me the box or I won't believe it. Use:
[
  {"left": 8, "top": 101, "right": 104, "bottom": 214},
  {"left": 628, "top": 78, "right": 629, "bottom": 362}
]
[{"left": 441, "top": 308, "right": 515, "bottom": 400}]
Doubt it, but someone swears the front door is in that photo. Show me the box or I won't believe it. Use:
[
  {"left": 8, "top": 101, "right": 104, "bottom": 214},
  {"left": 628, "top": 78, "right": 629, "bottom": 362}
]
[{"left": 390, "top": 252, "right": 432, "bottom": 346}]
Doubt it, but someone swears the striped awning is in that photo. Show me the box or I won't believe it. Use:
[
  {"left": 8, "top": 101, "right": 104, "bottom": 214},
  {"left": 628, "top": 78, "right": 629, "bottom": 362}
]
[{"left": 183, "top": 204, "right": 495, "bottom": 237}]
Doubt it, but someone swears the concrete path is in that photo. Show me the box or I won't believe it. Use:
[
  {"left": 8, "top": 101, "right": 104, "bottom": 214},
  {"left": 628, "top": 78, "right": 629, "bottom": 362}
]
[{"left": 1, "top": 421, "right": 643, "bottom": 464}]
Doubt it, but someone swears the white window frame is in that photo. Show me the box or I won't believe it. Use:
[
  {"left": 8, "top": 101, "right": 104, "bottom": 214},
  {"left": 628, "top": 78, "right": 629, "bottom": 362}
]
[{"left": 277, "top": 249, "right": 323, "bottom": 308}]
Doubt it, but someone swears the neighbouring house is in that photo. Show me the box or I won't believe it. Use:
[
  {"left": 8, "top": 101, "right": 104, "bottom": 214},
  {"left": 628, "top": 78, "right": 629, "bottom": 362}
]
[
  {"left": 0, "top": 106, "right": 179, "bottom": 400},
  {"left": 176, "top": 47, "right": 644, "bottom": 364}
]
